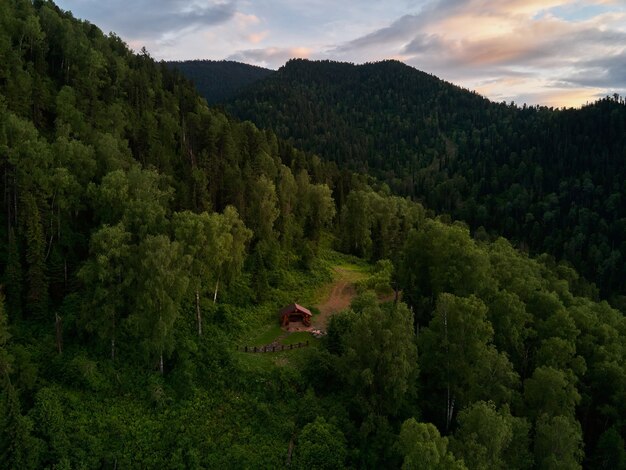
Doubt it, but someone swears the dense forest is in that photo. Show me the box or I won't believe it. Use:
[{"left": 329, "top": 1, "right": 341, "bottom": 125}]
[
  {"left": 166, "top": 60, "right": 273, "bottom": 105},
  {"left": 226, "top": 59, "right": 626, "bottom": 304},
  {"left": 0, "top": 1, "right": 624, "bottom": 468}
]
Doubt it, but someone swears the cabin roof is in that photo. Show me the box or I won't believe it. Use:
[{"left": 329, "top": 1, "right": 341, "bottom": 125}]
[{"left": 279, "top": 303, "right": 312, "bottom": 317}]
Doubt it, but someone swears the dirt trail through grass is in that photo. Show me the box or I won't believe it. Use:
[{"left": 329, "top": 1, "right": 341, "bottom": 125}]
[
  {"left": 242, "top": 262, "right": 370, "bottom": 353},
  {"left": 313, "top": 266, "right": 367, "bottom": 330}
]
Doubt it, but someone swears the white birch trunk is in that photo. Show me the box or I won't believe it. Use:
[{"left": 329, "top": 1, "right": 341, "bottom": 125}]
[{"left": 213, "top": 277, "right": 220, "bottom": 303}]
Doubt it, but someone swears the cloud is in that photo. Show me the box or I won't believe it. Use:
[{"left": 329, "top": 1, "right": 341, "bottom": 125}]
[
  {"left": 227, "top": 47, "right": 311, "bottom": 68},
  {"left": 233, "top": 11, "right": 261, "bottom": 27},
  {"left": 331, "top": 14, "right": 422, "bottom": 54},
  {"left": 58, "top": 0, "right": 237, "bottom": 39},
  {"left": 328, "top": 0, "right": 626, "bottom": 105},
  {"left": 247, "top": 31, "right": 269, "bottom": 44},
  {"left": 565, "top": 51, "right": 626, "bottom": 89},
  {"left": 404, "top": 18, "right": 626, "bottom": 69},
  {"left": 507, "top": 87, "right": 607, "bottom": 108}
]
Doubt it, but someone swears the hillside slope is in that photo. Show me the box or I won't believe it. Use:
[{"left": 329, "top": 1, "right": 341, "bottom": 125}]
[
  {"left": 167, "top": 59, "right": 273, "bottom": 104},
  {"left": 228, "top": 59, "right": 626, "bottom": 300}
]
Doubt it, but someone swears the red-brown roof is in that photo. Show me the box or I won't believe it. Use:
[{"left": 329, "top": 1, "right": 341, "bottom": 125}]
[{"left": 279, "top": 303, "right": 312, "bottom": 317}]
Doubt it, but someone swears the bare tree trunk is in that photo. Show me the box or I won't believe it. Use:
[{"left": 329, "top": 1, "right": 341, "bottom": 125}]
[
  {"left": 286, "top": 435, "right": 295, "bottom": 467},
  {"left": 159, "top": 353, "right": 164, "bottom": 375},
  {"left": 55, "top": 313, "right": 63, "bottom": 354},
  {"left": 446, "top": 389, "right": 455, "bottom": 431},
  {"left": 196, "top": 288, "right": 202, "bottom": 336},
  {"left": 213, "top": 277, "right": 220, "bottom": 303}
]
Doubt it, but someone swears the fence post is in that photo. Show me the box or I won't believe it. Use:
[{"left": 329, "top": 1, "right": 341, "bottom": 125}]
[
  {"left": 272, "top": 345, "right": 276, "bottom": 352},
  {"left": 254, "top": 346, "right": 257, "bottom": 353}
]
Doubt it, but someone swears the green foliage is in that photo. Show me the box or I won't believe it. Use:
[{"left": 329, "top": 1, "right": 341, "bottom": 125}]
[
  {"left": 593, "top": 427, "right": 626, "bottom": 470},
  {"left": 524, "top": 366, "right": 580, "bottom": 419},
  {"left": 340, "top": 297, "right": 418, "bottom": 417},
  {"left": 78, "top": 223, "right": 132, "bottom": 359},
  {"left": 293, "top": 417, "right": 347, "bottom": 470},
  {"left": 167, "top": 60, "right": 272, "bottom": 104},
  {"left": 172, "top": 207, "right": 251, "bottom": 334},
  {"left": 419, "top": 294, "right": 518, "bottom": 429},
  {"left": 534, "top": 414, "right": 584, "bottom": 470},
  {"left": 325, "top": 309, "right": 357, "bottom": 355},
  {"left": 397, "top": 419, "right": 466, "bottom": 470},
  {"left": 339, "top": 189, "right": 424, "bottom": 262},
  {"left": 0, "top": 3, "right": 623, "bottom": 468},
  {"left": 229, "top": 58, "right": 626, "bottom": 299},
  {"left": 399, "top": 220, "right": 492, "bottom": 321},
  {"left": 450, "top": 401, "right": 531, "bottom": 470},
  {"left": 132, "top": 235, "right": 189, "bottom": 372},
  {"left": 22, "top": 192, "right": 48, "bottom": 318},
  {"left": 359, "top": 258, "right": 394, "bottom": 295}
]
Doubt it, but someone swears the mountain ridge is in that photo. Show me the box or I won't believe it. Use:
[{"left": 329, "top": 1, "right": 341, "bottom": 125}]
[
  {"left": 165, "top": 59, "right": 273, "bottom": 104},
  {"left": 225, "top": 58, "right": 626, "bottom": 301}
]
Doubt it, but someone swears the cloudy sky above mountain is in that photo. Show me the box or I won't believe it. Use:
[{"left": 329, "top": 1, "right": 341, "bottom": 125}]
[{"left": 55, "top": 0, "right": 626, "bottom": 107}]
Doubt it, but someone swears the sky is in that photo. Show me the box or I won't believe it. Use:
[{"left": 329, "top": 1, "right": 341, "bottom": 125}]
[{"left": 54, "top": 0, "right": 626, "bottom": 107}]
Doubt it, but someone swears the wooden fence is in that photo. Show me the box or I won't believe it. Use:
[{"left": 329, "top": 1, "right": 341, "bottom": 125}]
[{"left": 239, "top": 341, "right": 309, "bottom": 353}]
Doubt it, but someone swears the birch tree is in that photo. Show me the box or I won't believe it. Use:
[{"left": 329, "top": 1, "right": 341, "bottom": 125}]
[
  {"left": 132, "top": 235, "right": 188, "bottom": 374},
  {"left": 172, "top": 206, "right": 250, "bottom": 336},
  {"left": 78, "top": 223, "right": 132, "bottom": 360},
  {"left": 419, "top": 294, "right": 518, "bottom": 430}
]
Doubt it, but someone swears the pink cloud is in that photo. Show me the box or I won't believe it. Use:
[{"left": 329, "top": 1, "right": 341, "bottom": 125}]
[{"left": 248, "top": 31, "right": 269, "bottom": 44}]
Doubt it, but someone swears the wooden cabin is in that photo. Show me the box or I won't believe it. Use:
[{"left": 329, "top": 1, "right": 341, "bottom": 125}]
[{"left": 279, "top": 303, "right": 312, "bottom": 327}]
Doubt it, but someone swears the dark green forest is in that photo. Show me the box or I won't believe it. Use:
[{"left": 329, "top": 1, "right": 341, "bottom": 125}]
[
  {"left": 227, "top": 59, "right": 626, "bottom": 303},
  {"left": 0, "top": 1, "right": 624, "bottom": 468},
  {"left": 166, "top": 60, "right": 273, "bottom": 105}
]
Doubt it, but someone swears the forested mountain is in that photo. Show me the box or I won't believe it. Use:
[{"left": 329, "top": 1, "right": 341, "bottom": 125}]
[
  {"left": 228, "top": 59, "right": 626, "bottom": 303},
  {"left": 167, "top": 60, "right": 273, "bottom": 104},
  {"left": 0, "top": 1, "right": 624, "bottom": 468}
]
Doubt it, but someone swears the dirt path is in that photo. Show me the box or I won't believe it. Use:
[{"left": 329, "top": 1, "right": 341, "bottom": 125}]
[{"left": 313, "top": 267, "right": 361, "bottom": 330}]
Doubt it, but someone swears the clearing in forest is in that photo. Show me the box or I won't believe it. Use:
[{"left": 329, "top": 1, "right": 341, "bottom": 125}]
[
  {"left": 241, "top": 261, "right": 370, "bottom": 355},
  {"left": 312, "top": 265, "right": 368, "bottom": 330}
]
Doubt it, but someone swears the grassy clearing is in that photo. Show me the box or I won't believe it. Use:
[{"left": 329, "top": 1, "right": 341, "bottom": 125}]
[
  {"left": 281, "top": 331, "right": 317, "bottom": 346},
  {"left": 334, "top": 264, "right": 370, "bottom": 282},
  {"left": 311, "top": 257, "right": 372, "bottom": 307},
  {"left": 246, "top": 324, "right": 283, "bottom": 346},
  {"left": 233, "top": 249, "right": 374, "bottom": 375},
  {"left": 234, "top": 346, "right": 313, "bottom": 372}
]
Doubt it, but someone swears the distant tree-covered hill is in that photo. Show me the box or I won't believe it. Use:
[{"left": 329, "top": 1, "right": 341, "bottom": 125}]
[
  {"left": 228, "top": 59, "right": 626, "bottom": 301},
  {"left": 167, "top": 60, "right": 273, "bottom": 104}
]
